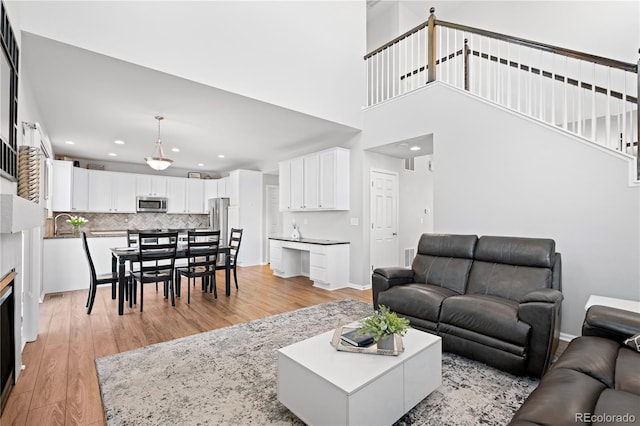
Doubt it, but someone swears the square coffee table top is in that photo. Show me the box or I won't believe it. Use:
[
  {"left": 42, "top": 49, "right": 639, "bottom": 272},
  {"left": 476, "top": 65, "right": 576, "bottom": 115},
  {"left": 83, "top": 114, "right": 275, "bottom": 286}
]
[{"left": 278, "top": 327, "right": 441, "bottom": 395}]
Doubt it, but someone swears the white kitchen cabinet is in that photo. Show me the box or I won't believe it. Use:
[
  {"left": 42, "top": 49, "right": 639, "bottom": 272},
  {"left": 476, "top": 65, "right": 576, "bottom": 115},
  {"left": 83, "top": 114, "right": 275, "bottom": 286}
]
[
  {"left": 71, "top": 167, "right": 89, "bottom": 212},
  {"left": 135, "top": 174, "right": 167, "bottom": 197},
  {"left": 303, "top": 154, "right": 319, "bottom": 209},
  {"left": 186, "top": 179, "right": 204, "bottom": 213},
  {"left": 319, "top": 148, "right": 349, "bottom": 209},
  {"left": 278, "top": 148, "right": 350, "bottom": 211},
  {"left": 167, "top": 177, "right": 204, "bottom": 214},
  {"left": 227, "top": 169, "right": 262, "bottom": 266},
  {"left": 51, "top": 160, "right": 73, "bottom": 211},
  {"left": 203, "top": 179, "right": 218, "bottom": 210},
  {"left": 279, "top": 162, "right": 291, "bottom": 211},
  {"left": 269, "top": 239, "right": 350, "bottom": 290},
  {"left": 218, "top": 177, "right": 229, "bottom": 198},
  {"left": 44, "top": 236, "right": 126, "bottom": 293},
  {"left": 88, "top": 170, "right": 136, "bottom": 213},
  {"left": 290, "top": 158, "right": 304, "bottom": 210}
]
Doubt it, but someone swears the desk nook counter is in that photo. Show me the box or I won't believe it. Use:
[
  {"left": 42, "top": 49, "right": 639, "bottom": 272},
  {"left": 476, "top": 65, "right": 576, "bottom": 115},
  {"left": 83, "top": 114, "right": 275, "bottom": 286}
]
[{"left": 269, "top": 237, "right": 350, "bottom": 290}]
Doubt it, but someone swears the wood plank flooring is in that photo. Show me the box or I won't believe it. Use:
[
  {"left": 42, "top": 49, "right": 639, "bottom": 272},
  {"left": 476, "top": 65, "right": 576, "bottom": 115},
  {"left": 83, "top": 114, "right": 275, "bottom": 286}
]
[
  {"left": 2, "top": 266, "right": 569, "bottom": 426},
  {"left": 1, "top": 265, "right": 371, "bottom": 426}
]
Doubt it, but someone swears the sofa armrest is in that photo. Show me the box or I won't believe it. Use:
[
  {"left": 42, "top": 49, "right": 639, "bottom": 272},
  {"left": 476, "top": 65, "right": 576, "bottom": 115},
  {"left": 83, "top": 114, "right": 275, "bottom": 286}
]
[
  {"left": 520, "top": 288, "right": 563, "bottom": 304},
  {"left": 582, "top": 305, "right": 640, "bottom": 343},
  {"left": 373, "top": 267, "right": 414, "bottom": 280},
  {"left": 518, "top": 289, "right": 564, "bottom": 377},
  {"left": 371, "top": 267, "right": 414, "bottom": 309}
]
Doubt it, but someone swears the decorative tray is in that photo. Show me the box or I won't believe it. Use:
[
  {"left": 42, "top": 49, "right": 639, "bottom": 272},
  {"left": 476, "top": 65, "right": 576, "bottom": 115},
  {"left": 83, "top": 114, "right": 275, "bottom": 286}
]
[{"left": 330, "top": 323, "right": 405, "bottom": 356}]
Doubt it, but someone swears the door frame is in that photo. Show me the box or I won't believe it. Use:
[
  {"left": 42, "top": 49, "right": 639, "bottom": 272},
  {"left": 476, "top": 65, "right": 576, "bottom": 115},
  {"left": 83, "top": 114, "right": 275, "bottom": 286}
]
[
  {"left": 265, "top": 184, "right": 280, "bottom": 263},
  {"left": 369, "top": 168, "right": 400, "bottom": 276}
]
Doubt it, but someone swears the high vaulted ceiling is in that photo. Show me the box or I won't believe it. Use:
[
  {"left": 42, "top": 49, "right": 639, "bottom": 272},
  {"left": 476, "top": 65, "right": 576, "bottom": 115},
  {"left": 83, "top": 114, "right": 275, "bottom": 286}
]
[{"left": 22, "top": 32, "right": 360, "bottom": 175}]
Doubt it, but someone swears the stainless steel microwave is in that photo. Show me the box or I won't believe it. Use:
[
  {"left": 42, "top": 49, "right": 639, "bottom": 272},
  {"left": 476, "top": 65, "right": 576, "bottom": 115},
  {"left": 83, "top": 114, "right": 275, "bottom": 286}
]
[{"left": 136, "top": 196, "right": 168, "bottom": 213}]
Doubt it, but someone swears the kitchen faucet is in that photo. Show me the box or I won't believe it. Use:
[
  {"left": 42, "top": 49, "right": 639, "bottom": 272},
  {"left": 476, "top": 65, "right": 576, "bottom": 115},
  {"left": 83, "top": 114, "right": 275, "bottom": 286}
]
[{"left": 53, "top": 213, "right": 74, "bottom": 236}]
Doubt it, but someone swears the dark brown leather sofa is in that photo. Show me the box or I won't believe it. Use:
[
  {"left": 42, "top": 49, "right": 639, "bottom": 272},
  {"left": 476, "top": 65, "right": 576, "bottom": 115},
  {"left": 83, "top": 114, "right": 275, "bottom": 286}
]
[
  {"left": 510, "top": 305, "right": 640, "bottom": 425},
  {"left": 372, "top": 233, "right": 563, "bottom": 377}
]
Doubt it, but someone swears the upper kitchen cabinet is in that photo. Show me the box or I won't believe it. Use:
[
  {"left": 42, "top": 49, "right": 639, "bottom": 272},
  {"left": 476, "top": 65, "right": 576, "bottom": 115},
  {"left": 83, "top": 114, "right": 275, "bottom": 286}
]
[
  {"left": 167, "top": 177, "right": 205, "bottom": 214},
  {"left": 88, "top": 170, "right": 136, "bottom": 213},
  {"left": 217, "top": 177, "right": 229, "bottom": 198},
  {"left": 71, "top": 168, "right": 89, "bottom": 212},
  {"left": 51, "top": 160, "right": 89, "bottom": 212},
  {"left": 51, "top": 160, "right": 73, "bottom": 211},
  {"left": 135, "top": 174, "right": 167, "bottom": 197},
  {"left": 278, "top": 148, "right": 349, "bottom": 211},
  {"left": 278, "top": 162, "right": 291, "bottom": 211}
]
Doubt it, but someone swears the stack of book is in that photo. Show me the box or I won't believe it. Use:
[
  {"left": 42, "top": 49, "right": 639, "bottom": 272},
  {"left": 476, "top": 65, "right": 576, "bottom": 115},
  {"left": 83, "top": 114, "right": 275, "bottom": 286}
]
[{"left": 340, "top": 329, "right": 375, "bottom": 347}]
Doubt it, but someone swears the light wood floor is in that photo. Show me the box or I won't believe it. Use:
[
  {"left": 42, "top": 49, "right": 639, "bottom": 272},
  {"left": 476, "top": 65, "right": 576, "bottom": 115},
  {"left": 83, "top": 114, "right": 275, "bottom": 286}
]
[{"left": 1, "top": 265, "right": 371, "bottom": 426}]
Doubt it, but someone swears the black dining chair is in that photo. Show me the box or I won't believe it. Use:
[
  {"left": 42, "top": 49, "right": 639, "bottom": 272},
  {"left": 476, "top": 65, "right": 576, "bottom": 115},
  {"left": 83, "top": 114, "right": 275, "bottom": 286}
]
[
  {"left": 228, "top": 228, "right": 243, "bottom": 289},
  {"left": 176, "top": 230, "right": 220, "bottom": 303},
  {"left": 82, "top": 232, "right": 128, "bottom": 314},
  {"left": 130, "top": 231, "right": 178, "bottom": 312},
  {"left": 126, "top": 229, "right": 163, "bottom": 305}
]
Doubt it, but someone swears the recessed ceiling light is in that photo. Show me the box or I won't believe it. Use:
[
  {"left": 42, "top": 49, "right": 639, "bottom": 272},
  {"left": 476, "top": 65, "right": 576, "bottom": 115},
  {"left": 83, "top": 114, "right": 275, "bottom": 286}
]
[
  {"left": 217, "top": 154, "right": 225, "bottom": 158},
  {"left": 171, "top": 148, "right": 180, "bottom": 152},
  {"left": 114, "top": 140, "right": 125, "bottom": 145},
  {"left": 197, "top": 163, "right": 204, "bottom": 167},
  {"left": 409, "top": 146, "right": 421, "bottom": 151},
  {"left": 108, "top": 152, "right": 117, "bottom": 156},
  {"left": 65, "top": 140, "right": 75, "bottom": 145}
]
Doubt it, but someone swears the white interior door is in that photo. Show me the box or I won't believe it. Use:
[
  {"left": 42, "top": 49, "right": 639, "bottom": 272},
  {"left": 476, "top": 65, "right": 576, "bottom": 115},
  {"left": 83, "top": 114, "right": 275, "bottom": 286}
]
[
  {"left": 266, "top": 185, "right": 280, "bottom": 261},
  {"left": 370, "top": 170, "right": 399, "bottom": 272}
]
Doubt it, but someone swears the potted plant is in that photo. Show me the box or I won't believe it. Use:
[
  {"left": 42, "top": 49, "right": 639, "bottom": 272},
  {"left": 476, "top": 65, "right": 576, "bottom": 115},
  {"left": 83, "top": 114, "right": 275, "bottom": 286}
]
[{"left": 359, "top": 305, "right": 410, "bottom": 350}]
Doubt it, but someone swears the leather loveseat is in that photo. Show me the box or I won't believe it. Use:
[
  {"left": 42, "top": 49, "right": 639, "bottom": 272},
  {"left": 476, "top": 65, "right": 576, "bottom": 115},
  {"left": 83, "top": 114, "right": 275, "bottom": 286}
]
[
  {"left": 510, "top": 305, "right": 640, "bottom": 425},
  {"left": 372, "top": 233, "right": 562, "bottom": 377}
]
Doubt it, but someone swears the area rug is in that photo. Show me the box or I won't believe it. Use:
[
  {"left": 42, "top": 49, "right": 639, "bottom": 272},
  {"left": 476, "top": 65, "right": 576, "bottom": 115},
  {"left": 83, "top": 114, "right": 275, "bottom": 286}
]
[{"left": 96, "top": 299, "right": 538, "bottom": 425}]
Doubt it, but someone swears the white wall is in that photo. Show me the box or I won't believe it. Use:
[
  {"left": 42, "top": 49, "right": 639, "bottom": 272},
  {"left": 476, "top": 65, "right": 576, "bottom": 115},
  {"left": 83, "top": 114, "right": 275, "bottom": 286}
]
[
  {"left": 369, "top": 1, "right": 638, "bottom": 63},
  {"left": 363, "top": 82, "right": 640, "bottom": 336},
  {"left": 399, "top": 155, "right": 434, "bottom": 262},
  {"left": 18, "top": 1, "right": 367, "bottom": 129}
]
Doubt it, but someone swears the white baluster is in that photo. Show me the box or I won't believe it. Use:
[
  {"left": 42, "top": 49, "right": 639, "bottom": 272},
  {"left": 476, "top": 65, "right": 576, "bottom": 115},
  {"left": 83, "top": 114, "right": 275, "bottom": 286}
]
[
  {"left": 605, "top": 67, "right": 611, "bottom": 147},
  {"left": 621, "top": 71, "right": 627, "bottom": 147},
  {"left": 591, "top": 63, "right": 596, "bottom": 140},
  {"left": 562, "top": 56, "right": 567, "bottom": 129}
]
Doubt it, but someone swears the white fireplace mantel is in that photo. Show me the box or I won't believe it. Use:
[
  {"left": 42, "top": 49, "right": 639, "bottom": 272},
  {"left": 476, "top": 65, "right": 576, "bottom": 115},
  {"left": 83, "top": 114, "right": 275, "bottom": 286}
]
[{"left": 0, "top": 194, "right": 43, "bottom": 233}]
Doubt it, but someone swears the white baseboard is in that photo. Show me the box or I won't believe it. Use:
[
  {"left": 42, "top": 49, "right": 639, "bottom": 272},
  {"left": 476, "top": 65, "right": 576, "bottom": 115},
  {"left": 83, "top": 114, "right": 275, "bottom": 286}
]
[{"left": 347, "top": 283, "right": 372, "bottom": 291}]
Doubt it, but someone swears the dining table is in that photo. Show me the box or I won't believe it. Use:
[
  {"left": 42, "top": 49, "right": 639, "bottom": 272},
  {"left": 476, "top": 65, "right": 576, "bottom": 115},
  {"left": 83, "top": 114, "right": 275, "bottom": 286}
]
[{"left": 110, "top": 244, "right": 231, "bottom": 315}]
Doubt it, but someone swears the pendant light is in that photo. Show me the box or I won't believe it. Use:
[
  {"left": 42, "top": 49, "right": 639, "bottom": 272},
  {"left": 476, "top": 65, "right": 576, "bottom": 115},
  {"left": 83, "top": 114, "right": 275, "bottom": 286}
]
[{"left": 145, "top": 115, "right": 173, "bottom": 171}]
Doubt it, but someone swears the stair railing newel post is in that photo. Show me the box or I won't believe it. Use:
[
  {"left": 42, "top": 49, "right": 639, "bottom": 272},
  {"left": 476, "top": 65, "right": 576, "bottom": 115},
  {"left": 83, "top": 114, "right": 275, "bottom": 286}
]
[
  {"left": 636, "top": 48, "right": 639, "bottom": 180},
  {"left": 464, "top": 38, "right": 470, "bottom": 91},
  {"left": 427, "top": 7, "right": 437, "bottom": 83}
]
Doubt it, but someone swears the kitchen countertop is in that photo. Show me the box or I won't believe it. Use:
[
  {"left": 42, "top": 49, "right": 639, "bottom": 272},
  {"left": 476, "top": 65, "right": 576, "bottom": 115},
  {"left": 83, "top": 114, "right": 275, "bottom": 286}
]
[
  {"left": 268, "top": 236, "right": 349, "bottom": 245},
  {"left": 44, "top": 230, "right": 127, "bottom": 239},
  {"left": 45, "top": 228, "right": 211, "bottom": 239}
]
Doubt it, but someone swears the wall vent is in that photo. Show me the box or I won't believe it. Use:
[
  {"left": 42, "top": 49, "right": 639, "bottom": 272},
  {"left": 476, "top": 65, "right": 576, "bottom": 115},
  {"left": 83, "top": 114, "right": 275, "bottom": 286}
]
[
  {"left": 404, "top": 248, "right": 415, "bottom": 267},
  {"left": 404, "top": 157, "right": 415, "bottom": 171}
]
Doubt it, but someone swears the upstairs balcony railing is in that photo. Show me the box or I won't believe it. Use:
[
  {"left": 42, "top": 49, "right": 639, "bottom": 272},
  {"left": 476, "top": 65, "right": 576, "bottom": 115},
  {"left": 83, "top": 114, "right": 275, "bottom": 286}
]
[{"left": 365, "top": 8, "right": 639, "bottom": 179}]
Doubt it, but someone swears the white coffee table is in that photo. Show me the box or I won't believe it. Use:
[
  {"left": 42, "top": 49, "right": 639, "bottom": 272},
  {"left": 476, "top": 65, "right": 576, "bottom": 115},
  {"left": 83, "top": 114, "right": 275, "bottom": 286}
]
[{"left": 277, "top": 328, "right": 442, "bottom": 426}]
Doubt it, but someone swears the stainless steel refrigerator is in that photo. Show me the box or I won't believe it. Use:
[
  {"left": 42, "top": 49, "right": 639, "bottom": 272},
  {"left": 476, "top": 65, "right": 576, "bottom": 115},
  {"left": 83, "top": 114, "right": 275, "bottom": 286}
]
[{"left": 209, "top": 197, "right": 230, "bottom": 265}]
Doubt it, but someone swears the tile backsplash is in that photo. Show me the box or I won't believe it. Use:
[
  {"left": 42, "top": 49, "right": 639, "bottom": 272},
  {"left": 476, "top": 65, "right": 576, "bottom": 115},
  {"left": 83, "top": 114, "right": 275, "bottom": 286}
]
[{"left": 50, "top": 212, "right": 209, "bottom": 235}]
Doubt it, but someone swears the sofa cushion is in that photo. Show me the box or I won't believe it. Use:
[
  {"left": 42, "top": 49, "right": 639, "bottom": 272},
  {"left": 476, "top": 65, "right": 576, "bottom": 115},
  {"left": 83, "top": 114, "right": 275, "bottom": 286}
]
[
  {"left": 593, "top": 389, "right": 640, "bottom": 423},
  {"left": 509, "top": 368, "right": 607, "bottom": 425},
  {"left": 474, "top": 236, "right": 555, "bottom": 268},
  {"left": 440, "top": 295, "right": 530, "bottom": 346},
  {"left": 411, "top": 234, "right": 478, "bottom": 294},
  {"left": 378, "top": 283, "right": 458, "bottom": 323},
  {"left": 416, "top": 233, "right": 478, "bottom": 258},
  {"left": 551, "top": 336, "right": 619, "bottom": 388},
  {"left": 466, "top": 261, "right": 552, "bottom": 302},
  {"left": 615, "top": 347, "right": 640, "bottom": 394}
]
